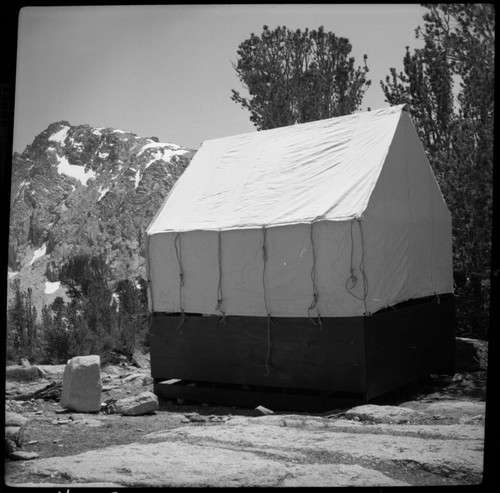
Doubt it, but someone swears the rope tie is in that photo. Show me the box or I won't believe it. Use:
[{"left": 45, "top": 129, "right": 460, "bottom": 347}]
[
  {"left": 345, "top": 218, "right": 370, "bottom": 315},
  {"left": 308, "top": 221, "right": 322, "bottom": 328},
  {"left": 174, "top": 232, "right": 187, "bottom": 328},
  {"left": 215, "top": 230, "right": 226, "bottom": 323},
  {"left": 262, "top": 226, "right": 272, "bottom": 375}
]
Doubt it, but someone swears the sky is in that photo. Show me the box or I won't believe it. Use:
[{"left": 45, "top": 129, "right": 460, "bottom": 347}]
[{"left": 13, "top": 4, "right": 427, "bottom": 153}]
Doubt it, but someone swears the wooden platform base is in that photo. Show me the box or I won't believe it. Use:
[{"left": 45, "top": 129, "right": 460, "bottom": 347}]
[
  {"left": 154, "top": 379, "right": 365, "bottom": 412},
  {"left": 150, "top": 295, "right": 455, "bottom": 410}
]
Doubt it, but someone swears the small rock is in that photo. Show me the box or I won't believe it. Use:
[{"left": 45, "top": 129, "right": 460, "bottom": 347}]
[
  {"left": 9, "top": 451, "right": 39, "bottom": 461},
  {"left": 255, "top": 405, "right": 274, "bottom": 415},
  {"left": 72, "top": 418, "right": 105, "bottom": 427},
  {"left": 51, "top": 419, "right": 72, "bottom": 425},
  {"left": 102, "top": 385, "right": 120, "bottom": 392},
  {"left": 5, "top": 438, "right": 17, "bottom": 456},
  {"left": 142, "top": 376, "right": 154, "bottom": 386},
  {"left": 20, "top": 358, "right": 31, "bottom": 367},
  {"left": 54, "top": 408, "right": 71, "bottom": 414},
  {"left": 115, "top": 391, "right": 159, "bottom": 416},
  {"left": 123, "top": 372, "right": 143, "bottom": 383},
  {"left": 27, "top": 440, "right": 39, "bottom": 445}
]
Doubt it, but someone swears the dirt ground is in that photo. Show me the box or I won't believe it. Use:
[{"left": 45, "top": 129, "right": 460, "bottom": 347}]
[{"left": 4, "top": 363, "right": 489, "bottom": 488}]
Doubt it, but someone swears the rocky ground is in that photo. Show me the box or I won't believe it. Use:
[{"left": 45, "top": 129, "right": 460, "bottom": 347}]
[{"left": 4, "top": 349, "right": 490, "bottom": 488}]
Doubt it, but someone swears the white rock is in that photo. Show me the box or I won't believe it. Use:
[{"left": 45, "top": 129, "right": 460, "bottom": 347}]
[
  {"left": 35, "top": 364, "right": 67, "bottom": 380},
  {"left": 132, "top": 350, "right": 150, "bottom": 369},
  {"left": 344, "top": 405, "right": 424, "bottom": 424},
  {"left": 123, "top": 372, "right": 144, "bottom": 382},
  {"left": 255, "top": 405, "right": 274, "bottom": 415},
  {"left": 60, "top": 355, "right": 102, "bottom": 413},
  {"left": 115, "top": 391, "right": 159, "bottom": 416}
]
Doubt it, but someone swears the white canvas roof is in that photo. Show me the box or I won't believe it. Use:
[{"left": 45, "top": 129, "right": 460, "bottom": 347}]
[
  {"left": 146, "top": 105, "right": 453, "bottom": 317},
  {"left": 148, "top": 105, "right": 407, "bottom": 233}
]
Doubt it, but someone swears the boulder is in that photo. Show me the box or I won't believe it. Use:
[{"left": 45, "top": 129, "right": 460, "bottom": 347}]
[
  {"left": 421, "top": 400, "right": 486, "bottom": 419},
  {"left": 132, "top": 350, "right": 150, "bottom": 369},
  {"left": 6, "top": 365, "right": 42, "bottom": 381},
  {"left": 455, "top": 337, "right": 488, "bottom": 371},
  {"left": 60, "top": 355, "right": 102, "bottom": 413},
  {"left": 115, "top": 391, "right": 159, "bottom": 416},
  {"left": 5, "top": 426, "right": 22, "bottom": 444},
  {"left": 344, "top": 405, "right": 424, "bottom": 424},
  {"left": 5, "top": 412, "right": 29, "bottom": 427},
  {"left": 10, "top": 451, "right": 39, "bottom": 461},
  {"left": 5, "top": 413, "right": 29, "bottom": 448},
  {"left": 5, "top": 438, "right": 17, "bottom": 456}
]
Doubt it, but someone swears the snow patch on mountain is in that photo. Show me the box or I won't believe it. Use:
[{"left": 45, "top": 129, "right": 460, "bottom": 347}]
[
  {"left": 29, "top": 243, "right": 47, "bottom": 267},
  {"left": 45, "top": 281, "right": 61, "bottom": 294},
  {"left": 56, "top": 154, "right": 96, "bottom": 186},
  {"left": 48, "top": 126, "right": 70, "bottom": 145},
  {"left": 134, "top": 169, "right": 142, "bottom": 189},
  {"left": 98, "top": 185, "right": 110, "bottom": 201}
]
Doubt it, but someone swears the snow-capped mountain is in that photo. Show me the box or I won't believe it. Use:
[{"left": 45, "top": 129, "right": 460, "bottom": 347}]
[{"left": 8, "top": 121, "right": 196, "bottom": 312}]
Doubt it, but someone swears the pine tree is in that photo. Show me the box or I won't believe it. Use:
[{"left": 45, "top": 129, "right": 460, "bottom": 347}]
[
  {"left": 231, "top": 25, "right": 371, "bottom": 130},
  {"left": 7, "top": 279, "right": 40, "bottom": 362},
  {"left": 381, "top": 4, "right": 494, "bottom": 338}
]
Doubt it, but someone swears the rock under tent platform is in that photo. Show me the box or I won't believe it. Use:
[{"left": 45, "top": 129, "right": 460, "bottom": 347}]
[{"left": 150, "top": 295, "right": 455, "bottom": 412}]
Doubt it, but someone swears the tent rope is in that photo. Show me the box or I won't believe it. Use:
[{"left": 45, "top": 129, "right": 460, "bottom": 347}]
[
  {"left": 174, "top": 232, "right": 188, "bottom": 327},
  {"left": 215, "top": 230, "right": 226, "bottom": 323},
  {"left": 345, "top": 218, "right": 370, "bottom": 315},
  {"left": 262, "top": 226, "right": 272, "bottom": 375},
  {"left": 308, "top": 221, "right": 322, "bottom": 328}
]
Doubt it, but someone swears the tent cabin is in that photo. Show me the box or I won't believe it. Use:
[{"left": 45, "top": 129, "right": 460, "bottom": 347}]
[{"left": 145, "top": 105, "right": 455, "bottom": 409}]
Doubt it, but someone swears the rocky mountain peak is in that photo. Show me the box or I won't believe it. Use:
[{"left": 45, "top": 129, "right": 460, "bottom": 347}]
[{"left": 8, "top": 121, "right": 196, "bottom": 312}]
